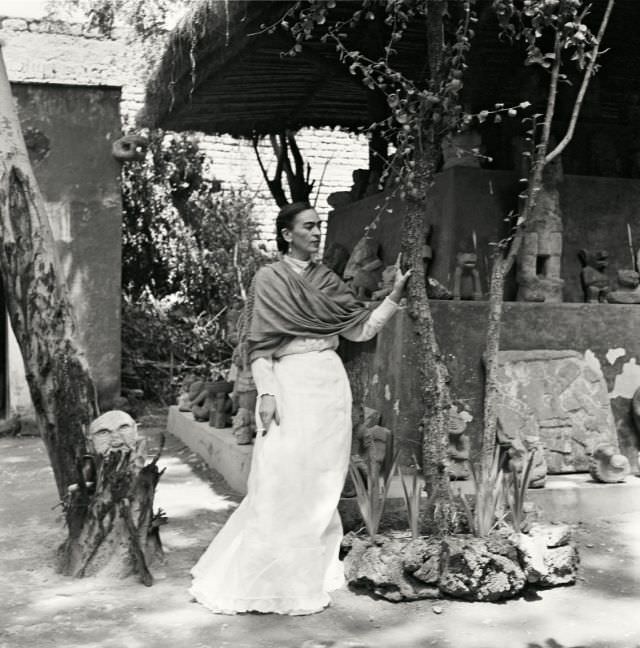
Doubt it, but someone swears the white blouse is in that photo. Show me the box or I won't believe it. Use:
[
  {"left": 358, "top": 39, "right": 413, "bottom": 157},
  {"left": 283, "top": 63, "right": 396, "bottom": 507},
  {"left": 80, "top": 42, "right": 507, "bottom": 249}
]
[{"left": 251, "top": 254, "right": 399, "bottom": 397}]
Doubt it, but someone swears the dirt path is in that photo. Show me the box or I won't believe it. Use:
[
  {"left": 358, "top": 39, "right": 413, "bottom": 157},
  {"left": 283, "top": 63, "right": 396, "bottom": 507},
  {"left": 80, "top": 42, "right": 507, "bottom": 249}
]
[{"left": 1, "top": 413, "right": 639, "bottom": 648}]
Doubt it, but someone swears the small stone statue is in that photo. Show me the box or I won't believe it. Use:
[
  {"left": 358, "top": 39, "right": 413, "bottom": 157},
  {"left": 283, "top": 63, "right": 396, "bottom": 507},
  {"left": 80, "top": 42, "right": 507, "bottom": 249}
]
[
  {"left": 188, "top": 380, "right": 211, "bottom": 421},
  {"left": 232, "top": 408, "right": 256, "bottom": 445},
  {"left": 208, "top": 380, "right": 234, "bottom": 428},
  {"left": 578, "top": 249, "right": 610, "bottom": 303},
  {"left": 506, "top": 436, "right": 547, "bottom": 489},
  {"left": 607, "top": 269, "right": 640, "bottom": 304},
  {"left": 177, "top": 373, "right": 199, "bottom": 411},
  {"left": 452, "top": 252, "right": 483, "bottom": 300},
  {"left": 351, "top": 406, "right": 393, "bottom": 478},
  {"left": 589, "top": 443, "right": 630, "bottom": 483},
  {"left": 231, "top": 367, "right": 258, "bottom": 443},
  {"left": 343, "top": 236, "right": 384, "bottom": 300},
  {"left": 447, "top": 406, "right": 471, "bottom": 480},
  {"left": 372, "top": 265, "right": 397, "bottom": 301}
]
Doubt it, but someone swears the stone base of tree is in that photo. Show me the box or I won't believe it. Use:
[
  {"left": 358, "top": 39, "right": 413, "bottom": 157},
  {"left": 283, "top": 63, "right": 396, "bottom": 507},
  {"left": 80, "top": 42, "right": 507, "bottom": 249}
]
[{"left": 342, "top": 523, "right": 578, "bottom": 602}]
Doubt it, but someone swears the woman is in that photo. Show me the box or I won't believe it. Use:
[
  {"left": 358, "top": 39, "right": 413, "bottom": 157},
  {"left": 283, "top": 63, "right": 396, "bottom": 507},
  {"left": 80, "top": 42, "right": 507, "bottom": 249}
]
[{"left": 190, "top": 202, "right": 410, "bottom": 615}]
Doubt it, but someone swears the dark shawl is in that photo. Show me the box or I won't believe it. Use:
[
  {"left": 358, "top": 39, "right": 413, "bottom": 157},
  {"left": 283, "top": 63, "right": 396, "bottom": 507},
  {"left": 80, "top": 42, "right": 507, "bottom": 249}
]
[{"left": 247, "top": 260, "right": 371, "bottom": 361}]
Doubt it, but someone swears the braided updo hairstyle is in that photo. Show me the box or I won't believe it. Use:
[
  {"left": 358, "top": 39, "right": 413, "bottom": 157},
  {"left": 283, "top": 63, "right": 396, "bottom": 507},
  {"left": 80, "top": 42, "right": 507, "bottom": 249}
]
[{"left": 275, "top": 201, "right": 312, "bottom": 254}]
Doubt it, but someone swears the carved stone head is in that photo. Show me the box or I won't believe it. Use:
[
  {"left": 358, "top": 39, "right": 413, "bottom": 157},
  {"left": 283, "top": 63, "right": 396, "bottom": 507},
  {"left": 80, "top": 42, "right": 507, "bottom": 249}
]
[{"left": 88, "top": 410, "right": 144, "bottom": 460}]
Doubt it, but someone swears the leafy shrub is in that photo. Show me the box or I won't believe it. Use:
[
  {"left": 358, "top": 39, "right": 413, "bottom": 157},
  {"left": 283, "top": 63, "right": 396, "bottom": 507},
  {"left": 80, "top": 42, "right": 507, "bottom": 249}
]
[{"left": 120, "top": 130, "right": 270, "bottom": 400}]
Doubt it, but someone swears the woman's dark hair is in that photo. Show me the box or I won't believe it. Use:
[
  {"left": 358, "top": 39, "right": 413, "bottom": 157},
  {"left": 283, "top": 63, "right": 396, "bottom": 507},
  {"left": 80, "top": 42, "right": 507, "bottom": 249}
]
[{"left": 275, "top": 201, "right": 312, "bottom": 254}]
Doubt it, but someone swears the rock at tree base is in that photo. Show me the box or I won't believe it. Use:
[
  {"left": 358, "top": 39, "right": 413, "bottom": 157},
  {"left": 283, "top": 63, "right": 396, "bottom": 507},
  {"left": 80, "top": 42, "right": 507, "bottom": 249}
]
[
  {"left": 439, "top": 536, "right": 526, "bottom": 601},
  {"left": 343, "top": 523, "right": 578, "bottom": 602},
  {"left": 344, "top": 536, "right": 440, "bottom": 601}
]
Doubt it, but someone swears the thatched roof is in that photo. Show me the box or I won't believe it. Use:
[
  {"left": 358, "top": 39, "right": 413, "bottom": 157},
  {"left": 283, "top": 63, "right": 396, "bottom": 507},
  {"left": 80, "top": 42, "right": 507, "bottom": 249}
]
[
  {"left": 139, "top": 0, "right": 640, "bottom": 138},
  {"left": 138, "top": 0, "right": 429, "bottom": 136}
]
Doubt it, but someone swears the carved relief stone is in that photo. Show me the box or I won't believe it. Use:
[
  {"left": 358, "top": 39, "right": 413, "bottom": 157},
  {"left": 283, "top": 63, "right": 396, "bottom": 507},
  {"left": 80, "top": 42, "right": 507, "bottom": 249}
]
[{"left": 493, "top": 350, "right": 619, "bottom": 473}]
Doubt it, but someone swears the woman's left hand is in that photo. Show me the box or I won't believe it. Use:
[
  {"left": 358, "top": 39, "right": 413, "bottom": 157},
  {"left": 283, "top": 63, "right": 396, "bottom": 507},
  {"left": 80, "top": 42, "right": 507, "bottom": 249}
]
[{"left": 389, "top": 253, "right": 412, "bottom": 302}]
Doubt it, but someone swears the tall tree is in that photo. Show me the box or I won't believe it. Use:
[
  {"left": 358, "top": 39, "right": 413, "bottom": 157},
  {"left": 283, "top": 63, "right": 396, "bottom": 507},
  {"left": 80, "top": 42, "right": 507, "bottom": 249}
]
[
  {"left": 0, "top": 46, "right": 163, "bottom": 583},
  {"left": 278, "top": 0, "right": 615, "bottom": 527}
]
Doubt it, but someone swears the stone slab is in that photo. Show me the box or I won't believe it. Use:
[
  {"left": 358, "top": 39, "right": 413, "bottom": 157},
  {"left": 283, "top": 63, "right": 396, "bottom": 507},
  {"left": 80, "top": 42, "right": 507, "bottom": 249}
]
[{"left": 494, "top": 349, "right": 619, "bottom": 473}]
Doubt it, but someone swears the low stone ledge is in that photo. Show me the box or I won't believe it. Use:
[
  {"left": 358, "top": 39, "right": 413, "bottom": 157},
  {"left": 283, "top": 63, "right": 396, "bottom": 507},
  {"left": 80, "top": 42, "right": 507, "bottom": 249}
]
[{"left": 167, "top": 406, "right": 252, "bottom": 494}]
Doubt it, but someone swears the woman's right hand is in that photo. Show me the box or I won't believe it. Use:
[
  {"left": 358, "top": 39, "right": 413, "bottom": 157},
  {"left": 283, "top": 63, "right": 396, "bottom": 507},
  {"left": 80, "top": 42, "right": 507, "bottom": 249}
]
[{"left": 258, "top": 394, "right": 280, "bottom": 435}]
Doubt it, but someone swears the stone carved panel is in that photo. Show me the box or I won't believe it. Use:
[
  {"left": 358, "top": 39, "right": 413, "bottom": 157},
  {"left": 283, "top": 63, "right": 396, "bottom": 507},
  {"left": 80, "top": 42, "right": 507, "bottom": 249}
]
[{"left": 494, "top": 350, "right": 618, "bottom": 473}]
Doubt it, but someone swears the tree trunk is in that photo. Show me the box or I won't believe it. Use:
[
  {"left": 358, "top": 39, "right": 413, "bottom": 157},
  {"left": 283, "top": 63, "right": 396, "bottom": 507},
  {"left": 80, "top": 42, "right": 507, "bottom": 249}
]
[
  {"left": 0, "top": 46, "right": 162, "bottom": 584},
  {"left": 402, "top": 154, "right": 453, "bottom": 532}
]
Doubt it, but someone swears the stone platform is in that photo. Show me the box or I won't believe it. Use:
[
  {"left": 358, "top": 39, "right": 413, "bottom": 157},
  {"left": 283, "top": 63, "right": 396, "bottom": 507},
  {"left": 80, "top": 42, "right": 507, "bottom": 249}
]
[{"left": 167, "top": 406, "right": 640, "bottom": 525}]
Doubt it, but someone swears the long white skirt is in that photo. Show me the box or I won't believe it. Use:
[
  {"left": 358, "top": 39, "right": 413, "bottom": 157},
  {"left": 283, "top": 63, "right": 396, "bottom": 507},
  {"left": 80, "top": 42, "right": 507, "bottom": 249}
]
[{"left": 189, "top": 349, "right": 352, "bottom": 615}]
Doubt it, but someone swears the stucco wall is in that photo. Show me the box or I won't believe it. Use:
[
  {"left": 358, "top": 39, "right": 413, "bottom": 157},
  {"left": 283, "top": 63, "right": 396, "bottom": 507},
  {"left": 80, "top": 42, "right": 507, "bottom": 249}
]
[
  {"left": 343, "top": 302, "right": 640, "bottom": 474},
  {"left": 7, "top": 83, "right": 123, "bottom": 413}
]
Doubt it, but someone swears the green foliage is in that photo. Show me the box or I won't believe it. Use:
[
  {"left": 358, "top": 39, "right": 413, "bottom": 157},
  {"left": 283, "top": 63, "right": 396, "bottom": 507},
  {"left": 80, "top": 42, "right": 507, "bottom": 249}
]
[
  {"left": 119, "top": 130, "right": 269, "bottom": 400},
  {"left": 504, "top": 450, "right": 536, "bottom": 533},
  {"left": 349, "top": 448, "right": 399, "bottom": 539},
  {"left": 121, "top": 129, "right": 265, "bottom": 315},
  {"left": 458, "top": 445, "right": 506, "bottom": 537},
  {"left": 46, "top": 0, "right": 186, "bottom": 41},
  {"left": 397, "top": 458, "right": 422, "bottom": 539}
]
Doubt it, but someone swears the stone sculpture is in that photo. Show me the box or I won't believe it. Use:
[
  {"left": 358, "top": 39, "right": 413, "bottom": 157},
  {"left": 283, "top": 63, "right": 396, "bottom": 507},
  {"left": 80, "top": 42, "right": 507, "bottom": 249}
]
[
  {"left": 516, "top": 154, "right": 564, "bottom": 302},
  {"left": 343, "top": 235, "right": 384, "bottom": 300},
  {"left": 231, "top": 367, "right": 258, "bottom": 443},
  {"left": 578, "top": 249, "right": 610, "bottom": 303},
  {"left": 589, "top": 443, "right": 630, "bottom": 483},
  {"left": 504, "top": 434, "right": 547, "bottom": 488},
  {"left": 351, "top": 406, "right": 393, "bottom": 478},
  {"left": 87, "top": 409, "right": 146, "bottom": 465},
  {"left": 188, "top": 380, "right": 211, "bottom": 421},
  {"left": 78, "top": 410, "right": 148, "bottom": 492},
  {"left": 607, "top": 269, "right": 640, "bottom": 304},
  {"left": 452, "top": 252, "right": 482, "bottom": 300},
  {"left": 232, "top": 408, "right": 256, "bottom": 445},
  {"left": 447, "top": 406, "right": 471, "bottom": 480},
  {"left": 177, "top": 373, "right": 199, "bottom": 411},
  {"left": 208, "top": 380, "right": 234, "bottom": 428},
  {"left": 493, "top": 350, "right": 619, "bottom": 473}
]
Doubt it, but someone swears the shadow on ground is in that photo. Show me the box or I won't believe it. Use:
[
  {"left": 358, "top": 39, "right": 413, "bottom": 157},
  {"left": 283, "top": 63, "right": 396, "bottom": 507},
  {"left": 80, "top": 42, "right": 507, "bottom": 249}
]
[{"left": 1, "top": 410, "right": 639, "bottom": 648}]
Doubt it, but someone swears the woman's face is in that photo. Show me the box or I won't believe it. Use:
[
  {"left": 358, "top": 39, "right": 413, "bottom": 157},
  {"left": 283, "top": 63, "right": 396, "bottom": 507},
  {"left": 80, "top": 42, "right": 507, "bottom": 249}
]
[{"left": 283, "top": 208, "right": 321, "bottom": 260}]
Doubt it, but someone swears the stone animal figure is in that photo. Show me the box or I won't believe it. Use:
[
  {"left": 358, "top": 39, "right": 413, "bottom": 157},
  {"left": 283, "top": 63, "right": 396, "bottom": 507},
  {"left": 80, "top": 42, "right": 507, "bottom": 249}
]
[
  {"left": 452, "top": 252, "right": 482, "bottom": 300},
  {"left": 607, "top": 269, "right": 640, "bottom": 304},
  {"left": 578, "top": 249, "right": 610, "bottom": 303},
  {"left": 343, "top": 236, "right": 384, "bottom": 300},
  {"left": 589, "top": 443, "right": 630, "bottom": 483}
]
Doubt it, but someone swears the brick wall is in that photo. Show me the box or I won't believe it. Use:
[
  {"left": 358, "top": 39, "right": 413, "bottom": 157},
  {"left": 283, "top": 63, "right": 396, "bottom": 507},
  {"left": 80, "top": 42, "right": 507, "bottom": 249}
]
[{"left": 0, "top": 15, "right": 370, "bottom": 250}]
